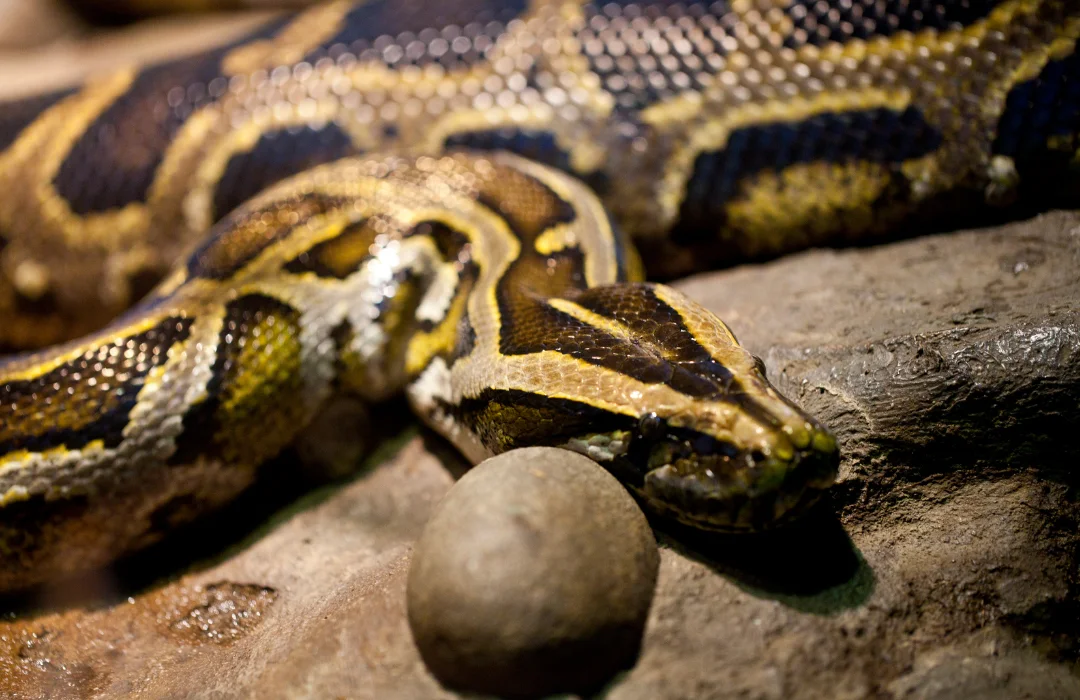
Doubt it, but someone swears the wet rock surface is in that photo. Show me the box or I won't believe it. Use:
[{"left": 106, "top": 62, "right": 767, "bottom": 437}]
[
  {"left": 0, "top": 212, "right": 1075, "bottom": 699},
  {"left": 407, "top": 448, "right": 659, "bottom": 699}
]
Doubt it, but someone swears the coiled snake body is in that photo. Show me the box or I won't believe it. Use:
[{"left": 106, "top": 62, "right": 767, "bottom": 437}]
[{"left": 0, "top": 0, "right": 1077, "bottom": 591}]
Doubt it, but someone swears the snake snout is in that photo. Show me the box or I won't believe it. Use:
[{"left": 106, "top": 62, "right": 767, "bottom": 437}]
[{"left": 641, "top": 432, "right": 839, "bottom": 531}]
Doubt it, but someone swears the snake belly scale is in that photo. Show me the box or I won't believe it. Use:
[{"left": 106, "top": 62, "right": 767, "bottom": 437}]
[{"left": 0, "top": 0, "right": 1077, "bottom": 591}]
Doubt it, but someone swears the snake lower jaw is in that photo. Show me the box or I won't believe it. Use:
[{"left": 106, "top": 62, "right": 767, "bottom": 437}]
[{"left": 638, "top": 445, "right": 840, "bottom": 532}]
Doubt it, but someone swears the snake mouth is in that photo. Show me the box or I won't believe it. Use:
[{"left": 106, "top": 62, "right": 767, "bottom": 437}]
[{"left": 637, "top": 443, "right": 839, "bottom": 531}]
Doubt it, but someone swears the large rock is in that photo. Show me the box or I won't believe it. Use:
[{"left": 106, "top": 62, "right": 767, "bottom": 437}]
[{"left": 0, "top": 212, "right": 1076, "bottom": 698}]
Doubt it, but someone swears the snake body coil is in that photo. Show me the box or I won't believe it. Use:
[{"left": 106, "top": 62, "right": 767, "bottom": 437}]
[{"left": 0, "top": 0, "right": 1077, "bottom": 591}]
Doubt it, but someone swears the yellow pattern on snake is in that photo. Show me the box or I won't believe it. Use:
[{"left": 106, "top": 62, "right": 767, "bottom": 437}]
[{"left": 0, "top": 0, "right": 1078, "bottom": 590}]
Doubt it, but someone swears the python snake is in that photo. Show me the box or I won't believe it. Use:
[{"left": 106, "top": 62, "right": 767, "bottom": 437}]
[{"left": 0, "top": 0, "right": 1077, "bottom": 592}]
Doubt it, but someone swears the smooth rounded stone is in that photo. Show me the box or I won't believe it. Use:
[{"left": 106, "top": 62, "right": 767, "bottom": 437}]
[{"left": 407, "top": 447, "right": 659, "bottom": 699}]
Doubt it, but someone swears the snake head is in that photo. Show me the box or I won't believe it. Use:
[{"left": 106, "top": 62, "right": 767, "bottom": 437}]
[
  {"left": 624, "top": 393, "right": 839, "bottom": 531},
  {"left": 549, "top": 283, "right": 840, "bottom": 531},
  {"left": 439, "top": 281, "right": 838, "bottom": 532}
]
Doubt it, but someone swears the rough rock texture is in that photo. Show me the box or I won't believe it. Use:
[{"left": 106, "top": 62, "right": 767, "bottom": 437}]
[
  {"left": 408, "top": 448, "right": 659, "bottom": 699},
  {"left": 0, "top": 211, "right": 1076, "bottom": 699}
]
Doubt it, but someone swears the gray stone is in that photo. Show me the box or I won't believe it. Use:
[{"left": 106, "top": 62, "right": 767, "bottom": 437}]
[{"left": 406, "top": 447, "right": 660, "bottom": 699}]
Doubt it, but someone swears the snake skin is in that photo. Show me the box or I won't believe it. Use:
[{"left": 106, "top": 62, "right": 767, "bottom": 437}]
[{"left": 0, "top": 0, "right": 1077, "bottom": 591}]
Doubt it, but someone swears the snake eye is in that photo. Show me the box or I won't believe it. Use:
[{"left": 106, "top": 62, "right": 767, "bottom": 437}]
[{"left": 638, "top": 412, "right": 664, "bottom": 440}]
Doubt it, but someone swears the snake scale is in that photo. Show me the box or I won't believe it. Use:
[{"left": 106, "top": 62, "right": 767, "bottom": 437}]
[{"left": 0, "top": 0, "right": 1077, "bottom": 592}]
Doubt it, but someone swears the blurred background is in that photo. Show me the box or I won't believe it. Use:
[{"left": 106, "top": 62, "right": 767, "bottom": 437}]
[{"left": 0, "top": 0, "right": 315, "bottom": 98}]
